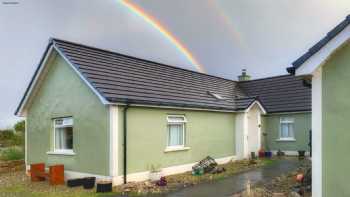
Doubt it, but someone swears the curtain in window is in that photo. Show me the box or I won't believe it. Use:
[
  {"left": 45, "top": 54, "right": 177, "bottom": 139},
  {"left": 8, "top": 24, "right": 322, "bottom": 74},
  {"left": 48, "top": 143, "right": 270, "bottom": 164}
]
[
  {"left": 168, "top": 124, "right": 183, "bottom": 146},
  {"left": 55, "top": 127, "right": 73, "bottom": 150},
  {"left": 55, "top": 128, "right": 66, "bottom": 149},
  {"left": 281, "top": 124, "right": 288, "bottom": 138},
  {"left": 281, "top": 123, "right": 294, "bottom": 138}
]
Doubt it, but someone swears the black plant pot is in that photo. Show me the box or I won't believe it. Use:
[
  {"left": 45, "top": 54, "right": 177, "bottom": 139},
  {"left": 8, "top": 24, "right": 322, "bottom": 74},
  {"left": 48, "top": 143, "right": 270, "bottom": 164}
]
[
  {"left": 96, "top": 182, "right": 112, "bottom": 193},
  {"left": 67, "top": 178, "right": 84, "bottom": 187},
  {"left": 83, "top": 177, "right": 96, "bottom": 189},
  {"left": 265, "top": 151, "right": 272, "bottom": 158},
  {"left": 298, "top": 150, "right": 306, "bottom": 157}
]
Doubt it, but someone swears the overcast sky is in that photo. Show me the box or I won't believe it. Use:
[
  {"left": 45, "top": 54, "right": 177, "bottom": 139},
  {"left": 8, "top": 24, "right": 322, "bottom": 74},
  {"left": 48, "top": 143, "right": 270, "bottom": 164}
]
[{"left": 1, "top": 0, "right": 350, "bottom": 128}]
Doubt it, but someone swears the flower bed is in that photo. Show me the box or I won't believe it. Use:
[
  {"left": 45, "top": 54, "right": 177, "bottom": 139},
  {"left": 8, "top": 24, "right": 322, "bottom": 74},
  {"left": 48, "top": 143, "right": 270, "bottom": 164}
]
[{"left": 115, "top": 159, "right": 273, "bottom": 196}]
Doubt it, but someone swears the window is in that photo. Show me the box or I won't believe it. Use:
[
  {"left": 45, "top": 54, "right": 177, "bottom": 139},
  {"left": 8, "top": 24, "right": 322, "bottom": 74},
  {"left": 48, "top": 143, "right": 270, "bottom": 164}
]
[
  {"left": 167, "top": 115, "right": 186, "bottom": 148},
  {"left": 53, "top": 117, "right": 74, "bottom": 153},
  {"left": 279, "top": 117, "right": 295, "bottom": 140}
]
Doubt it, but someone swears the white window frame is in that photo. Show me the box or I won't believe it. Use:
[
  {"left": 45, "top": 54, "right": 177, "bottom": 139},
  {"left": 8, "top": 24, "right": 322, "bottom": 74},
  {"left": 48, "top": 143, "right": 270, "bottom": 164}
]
[
  {"left": 49, "top": 117, "right": 75, "bottom": 155},
  {"left": 278, "top": 117, "right": 295, "bottom": 141},
  {"left": 165, "top": 115, "right": 189, "bottom": 152}
]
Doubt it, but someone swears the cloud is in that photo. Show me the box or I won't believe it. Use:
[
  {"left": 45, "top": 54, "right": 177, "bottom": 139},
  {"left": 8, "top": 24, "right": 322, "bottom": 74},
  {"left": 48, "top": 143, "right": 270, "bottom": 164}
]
[{"left": 1, "top": 0, "right": 350, "bottom": 128}]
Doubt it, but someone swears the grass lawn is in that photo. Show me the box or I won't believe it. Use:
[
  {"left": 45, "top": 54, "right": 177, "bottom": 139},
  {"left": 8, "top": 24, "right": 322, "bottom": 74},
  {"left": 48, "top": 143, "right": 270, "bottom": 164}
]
[
  {"left": 0, "top": 146, "right": 24, "bottom": 161},
  {"left": 0, "top": 159, "right": 275, "bottom": 197}
]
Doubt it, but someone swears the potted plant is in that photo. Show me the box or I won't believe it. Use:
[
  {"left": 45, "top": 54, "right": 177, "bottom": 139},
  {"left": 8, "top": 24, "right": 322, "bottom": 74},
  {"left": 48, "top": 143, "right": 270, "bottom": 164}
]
[
  {"left": 258, "top": 148, "right": 265, "bottom": 158},
  {"left": 265, "top": 150, "right": 272, "bottom": 158},
  {"left": 149, "top": 164, "right": 162, "bottom": 181},
  {"left": 298, "top": 150, "right": 306, "bottom": 158},
  {"left": 192, "top": 166, "right": 204, "bottom": 176},
  {"left": 277, "top": 149, "right": 285, "bottom": 157}
]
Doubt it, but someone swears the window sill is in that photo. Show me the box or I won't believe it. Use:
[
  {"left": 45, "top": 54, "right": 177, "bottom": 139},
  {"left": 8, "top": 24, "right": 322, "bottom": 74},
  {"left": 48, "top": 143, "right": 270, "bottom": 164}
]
[
  {"left": 47, "top": 151, "right": 76, "bottom": 156},
  {"left": 164, "top": 146, "right": 190, "bottom": 153},
  {"left": 276, "top": 138, "right": 296, "bottom": 142}
]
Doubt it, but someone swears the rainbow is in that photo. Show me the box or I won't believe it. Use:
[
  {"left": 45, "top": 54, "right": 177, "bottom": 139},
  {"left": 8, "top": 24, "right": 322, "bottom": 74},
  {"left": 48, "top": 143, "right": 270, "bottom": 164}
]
[
  {"left": 207, "top": 0, "right": 246, "bottom": 48},
  {"left": 119, "top": 0, "right": 205, "bottom": 73}
]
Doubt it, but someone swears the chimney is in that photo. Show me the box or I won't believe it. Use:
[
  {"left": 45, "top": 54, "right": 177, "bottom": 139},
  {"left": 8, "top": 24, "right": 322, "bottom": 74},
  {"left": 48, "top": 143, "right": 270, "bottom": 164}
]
[{"left": 238, "top": 69, "right": 251, "bottom": 81}]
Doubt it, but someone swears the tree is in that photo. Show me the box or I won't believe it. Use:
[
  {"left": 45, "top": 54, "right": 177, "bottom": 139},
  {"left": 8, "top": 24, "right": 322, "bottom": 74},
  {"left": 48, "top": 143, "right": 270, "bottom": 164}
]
[{"left": 14, "top": 120, "right": 25, "bottom": 133}]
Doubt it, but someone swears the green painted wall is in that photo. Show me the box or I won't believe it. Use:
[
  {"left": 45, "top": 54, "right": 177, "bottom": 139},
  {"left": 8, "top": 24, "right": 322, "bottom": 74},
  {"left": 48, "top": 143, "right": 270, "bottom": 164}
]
[
  {"left": 117, "top": 107, "right": 236, "bottom": 175},
  {"left": 322, "top": 42, "right": 350, "bottom": 196},
  {"left": 262, "top": 113, "right": 311, "bottom": 151},
  {"left": 26, "top": 52, "right": 110, "bottom": 176}
]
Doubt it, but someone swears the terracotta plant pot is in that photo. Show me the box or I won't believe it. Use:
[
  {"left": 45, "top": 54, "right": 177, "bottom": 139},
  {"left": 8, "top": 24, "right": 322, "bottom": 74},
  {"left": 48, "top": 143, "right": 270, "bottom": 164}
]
[{"left": 258, "top": 150, "right": 265, "bottom": 158}]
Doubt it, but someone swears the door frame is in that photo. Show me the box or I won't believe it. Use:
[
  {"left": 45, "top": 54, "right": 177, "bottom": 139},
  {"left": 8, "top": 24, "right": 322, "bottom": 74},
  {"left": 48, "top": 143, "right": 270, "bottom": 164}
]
[{"left": 235, "top": 101, "right": 266, "bottom": 159}]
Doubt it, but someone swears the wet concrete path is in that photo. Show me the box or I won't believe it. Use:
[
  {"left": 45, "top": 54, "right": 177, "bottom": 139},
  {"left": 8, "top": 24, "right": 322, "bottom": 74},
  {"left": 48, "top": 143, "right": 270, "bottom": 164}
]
[{"left": 118, "top": 159, "right": 300, "bottom": 197}]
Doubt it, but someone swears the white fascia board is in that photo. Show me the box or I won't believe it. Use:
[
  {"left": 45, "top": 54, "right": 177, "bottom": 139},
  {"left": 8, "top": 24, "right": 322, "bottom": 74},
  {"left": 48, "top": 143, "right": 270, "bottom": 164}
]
[
  {"left": 116, "top": 103, "right": 237, "bottom": 113},
  {"left": 53, "top": 45, "right": 110, "bottom": 105},
  {"left": 120, "top": 100, "right": 264, "bottom": 114},
  {"left": 295, "top": 25, "right": 350, "bottom": 76},
  {"left": 244, "top": 100, "right": 267, "bottom": 115},
  {"left": 264, "top": 111, "right": 311, "bottom": 115}
]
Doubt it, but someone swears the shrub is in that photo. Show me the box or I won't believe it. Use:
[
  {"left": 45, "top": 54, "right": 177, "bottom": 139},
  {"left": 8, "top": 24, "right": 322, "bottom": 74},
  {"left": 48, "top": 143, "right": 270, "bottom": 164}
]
[
  {"left": 0, "top": 130, "right": 24, "bottom": 147},
  {"left": 0, "top": 130, "right": 15, "bottom": 140},
  {"left": 9, "top": 133, "right": 24, "bottom": 146},
  {"left": 14, "top": 120, "right": 25, "bottom": 133},
  {"left": 0, "top": 147, "right": 24, "bottom": 161}
]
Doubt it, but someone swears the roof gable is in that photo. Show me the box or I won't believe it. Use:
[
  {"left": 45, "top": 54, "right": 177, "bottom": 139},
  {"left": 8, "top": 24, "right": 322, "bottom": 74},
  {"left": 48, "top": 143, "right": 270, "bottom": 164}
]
[
  {"left": 288, "top": 15, "right": 350, "bottom": 75},
  {"left": 15, "top": 41, "right": 109, "bottom": 116}
]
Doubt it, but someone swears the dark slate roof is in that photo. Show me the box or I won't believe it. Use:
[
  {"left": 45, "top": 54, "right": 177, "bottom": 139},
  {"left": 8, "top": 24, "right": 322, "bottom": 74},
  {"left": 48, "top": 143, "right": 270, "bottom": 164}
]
[
  {"left": 234, "top": 97, "right": 258, "bottom": 111},
  {"left": 16, "top": 38, "right": 311, "bottom": 115},
  {"left": 238, "top": 75, "right": 311, "bottom": 113},
  {"left": 287, "top": 15, "right": 350, "bottom": 74},
  {"left": 52, "top": 38, "right": 247, "bottom": 111}
]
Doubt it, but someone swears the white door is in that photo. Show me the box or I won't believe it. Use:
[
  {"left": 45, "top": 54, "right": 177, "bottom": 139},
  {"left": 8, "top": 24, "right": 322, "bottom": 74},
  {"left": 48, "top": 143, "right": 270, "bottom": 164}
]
[{"left": 247, "top": 105, "right": 261, "bottom": 155}]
